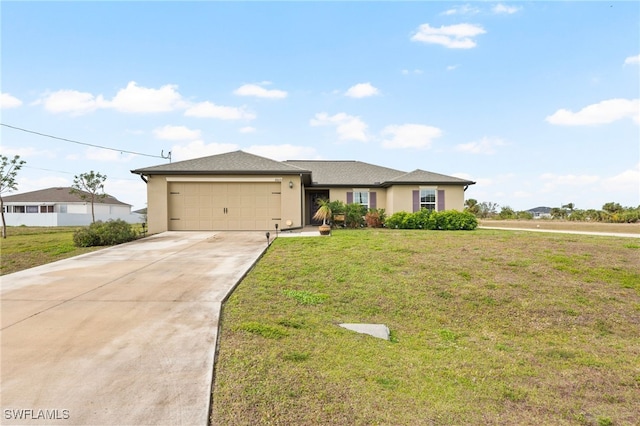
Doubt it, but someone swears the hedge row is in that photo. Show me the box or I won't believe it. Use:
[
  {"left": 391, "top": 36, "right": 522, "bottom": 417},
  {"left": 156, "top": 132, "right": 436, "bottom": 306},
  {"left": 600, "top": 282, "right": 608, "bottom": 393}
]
[
  {"left": 385, "top": 209, "right": 478, "bottom": 230},
  {"left": 73, "top": 219, "right": 138, "bottom": 247}
]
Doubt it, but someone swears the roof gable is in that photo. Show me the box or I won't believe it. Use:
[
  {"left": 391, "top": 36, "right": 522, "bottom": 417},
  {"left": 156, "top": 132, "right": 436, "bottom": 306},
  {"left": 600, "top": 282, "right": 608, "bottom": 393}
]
[
  {"left": 132, "top": 150, "right": 310, "bottom": 175},
  {"left": 2, "top": 187, "right": 130, "bottom": 206},
  {"left": 387, "top": 169, "right": 475, "bottom": 185}
]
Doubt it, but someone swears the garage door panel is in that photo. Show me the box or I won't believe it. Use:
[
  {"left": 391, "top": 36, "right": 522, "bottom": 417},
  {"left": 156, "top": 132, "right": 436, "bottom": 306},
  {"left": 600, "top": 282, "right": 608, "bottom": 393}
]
[{"left": 168, "top": 181, "right": 281, "bottom": 231}]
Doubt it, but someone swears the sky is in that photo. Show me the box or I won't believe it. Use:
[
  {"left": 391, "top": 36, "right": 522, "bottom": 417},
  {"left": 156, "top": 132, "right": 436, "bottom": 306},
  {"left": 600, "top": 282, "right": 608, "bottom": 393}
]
[{"left": 1, "top": 1, "right": 639, "bottom": 212}]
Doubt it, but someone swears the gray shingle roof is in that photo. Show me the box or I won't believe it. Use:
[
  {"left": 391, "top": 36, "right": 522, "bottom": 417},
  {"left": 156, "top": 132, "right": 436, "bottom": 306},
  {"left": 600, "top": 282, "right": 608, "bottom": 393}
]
[
  {"left": 284, "top": 160, "right": 405, "bottom": 186},
  {"left": 131, "top": 150, "right": 310, "bottom": 175},
  {"left": 388, "top": 169, "right": 475, "bottom": 185},
  {"left": 131, "top": 150, "right": 475, "bottom": 187},
  {"left": 2, "top": 187, "right": 130, "bottom": 206}
]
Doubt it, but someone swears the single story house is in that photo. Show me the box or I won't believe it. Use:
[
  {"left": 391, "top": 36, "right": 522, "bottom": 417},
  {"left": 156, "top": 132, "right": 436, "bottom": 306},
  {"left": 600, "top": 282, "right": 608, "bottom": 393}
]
[
  {"left": 527, "top": 206, "right": 552, "bottom": 219},
  {"left": 131, "top": 150, "right": 475, "bottom": 234},
  {"left": 1, "top": 187, "right": 143, "bottom": 227}
]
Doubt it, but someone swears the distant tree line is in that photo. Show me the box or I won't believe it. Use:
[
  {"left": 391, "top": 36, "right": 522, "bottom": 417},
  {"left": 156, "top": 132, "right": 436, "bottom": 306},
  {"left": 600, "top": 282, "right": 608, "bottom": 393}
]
[{"left": 464, "top": 199, "right": 640, "bottom": 223}]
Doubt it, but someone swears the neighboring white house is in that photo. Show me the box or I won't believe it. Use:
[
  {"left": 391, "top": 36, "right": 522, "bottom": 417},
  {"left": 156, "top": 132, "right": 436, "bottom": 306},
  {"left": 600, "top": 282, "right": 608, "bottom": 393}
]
[{"left": 1, "top": 187, "right": 143, "bottom": 226}]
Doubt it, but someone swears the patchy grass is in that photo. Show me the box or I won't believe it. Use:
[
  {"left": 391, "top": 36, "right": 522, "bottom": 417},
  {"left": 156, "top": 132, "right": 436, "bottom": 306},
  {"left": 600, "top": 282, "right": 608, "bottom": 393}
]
[
  {"left": 212, "top": 228, "right": 640, "bottom": 425},
  {"left": 0, "top": 226, "right": 103, "bottom": 275},
  {"left": 0, "top": 224, "right": 146, "bottom": 275}
]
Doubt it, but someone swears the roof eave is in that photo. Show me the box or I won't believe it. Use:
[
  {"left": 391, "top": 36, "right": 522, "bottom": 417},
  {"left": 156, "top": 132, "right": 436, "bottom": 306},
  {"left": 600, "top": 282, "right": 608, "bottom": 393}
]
[{"left": 381, "top": 180, "right": 476, "bottom": 187}]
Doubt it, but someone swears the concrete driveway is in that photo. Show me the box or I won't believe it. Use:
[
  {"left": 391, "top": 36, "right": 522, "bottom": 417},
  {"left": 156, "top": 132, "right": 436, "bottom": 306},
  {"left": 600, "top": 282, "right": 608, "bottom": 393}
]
[{"left": 1, "top": 231, "right": 269, "bottom": 425}]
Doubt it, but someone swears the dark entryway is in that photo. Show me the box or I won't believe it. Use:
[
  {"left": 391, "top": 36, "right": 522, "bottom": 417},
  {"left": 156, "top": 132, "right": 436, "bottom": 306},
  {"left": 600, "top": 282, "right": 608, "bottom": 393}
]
[{"left": 306, "top": 190, "right": 330, "bottom": 225}]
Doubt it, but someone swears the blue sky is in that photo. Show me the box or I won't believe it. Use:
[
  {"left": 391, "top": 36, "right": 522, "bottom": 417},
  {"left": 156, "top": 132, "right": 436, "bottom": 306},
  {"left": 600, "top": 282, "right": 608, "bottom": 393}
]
[{"left": 2, "top": 1, "right": 638, "bottom": 211}]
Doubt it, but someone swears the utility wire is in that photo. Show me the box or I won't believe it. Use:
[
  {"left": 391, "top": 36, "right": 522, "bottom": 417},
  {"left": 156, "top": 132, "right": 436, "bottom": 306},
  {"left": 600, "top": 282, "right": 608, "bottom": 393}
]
[
  {"left": 23, "top": 165, "right": 140, "bottom": 181},
  {"left": 1, "top": 123, "right": 168, "bottom": 160}
]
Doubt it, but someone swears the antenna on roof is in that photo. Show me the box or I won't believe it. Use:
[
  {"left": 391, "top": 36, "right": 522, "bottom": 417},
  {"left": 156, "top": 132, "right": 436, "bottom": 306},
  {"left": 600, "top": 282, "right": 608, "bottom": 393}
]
[{"left": 161, "top": 150, "right": 172, "bottom": 163}]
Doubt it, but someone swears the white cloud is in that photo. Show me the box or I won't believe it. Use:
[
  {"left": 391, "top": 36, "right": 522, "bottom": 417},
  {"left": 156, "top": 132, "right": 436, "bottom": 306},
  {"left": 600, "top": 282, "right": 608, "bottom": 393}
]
[
  {"left": 153, "top": 125, "right": 201, "bottom": 141},
  {"left": 493, "top": 4, "right": 520, "bottom": 14},
  {"left": 455, "top": 137, "right": 507, "bottom": 154},
  {"left": 184, "top": 101, "right": 256, "bottom": 120},
  {"left": 1, "top": 93, "right": 23, "bottom": 109},
  {"left": 310, "top": 112, "right": 369, "bottom": 142},
  {"left": 103, "top": 178, "right": 147, "bottom": 209},
  {"left": 345, "top": 83, "right": 380, "bottom": 98},
  {"left": 540, "top": 173, "right": 600, "bottom": 193},
  {"left": 601, "top": 163, "right": 640, "bottom": 195},
  {"left": 239, "top": 126, "right": 256, "bottom": 133},
  {"left": 234, "top": 83, "right": 287, "bottom": 99},
  {"left": 381, "top": 124, "right": 442, "bottom": 149},
  {"left": 446, "top": 65, "right": 459, "bottom": 71},
  {"left": 401, "top": 69, "right": 423, "bottom": 75},
  {"left": 442, "top": 4, "right": 479, "bottom": 15},
  {"left": 34, "top": 81, "right": 258, "bottom": 120},
  {"left": 171, "top": 140, "right": 239, "bottom": 161},
  {"left": 18, "top": 176, "right": 70, "bottom": 194},
  {"left": 245, "top": 144, "right": 321, "bottom": 161},
  {"left": 411, "top": 23, "right": 486, "bottom": 49},
  {"left": 85, "top": 147, "right": 136, "bottom": 162},
  {"left": 109, "top": 81, "right": 186, "bottom": 113},
  {"left": 0, "top": 146, "right": 55, "bottom": 158},
  {"left": 624, "top": 54, "right": 640, "bottom": 65},
  {"left": 36, "top": 89, "right": 107, "bottom": 115},
  {"left": 35, "top": 81, "right": 187, "bottom": 115},
  {"left": 546, "top": 98, "right": 639, "bottom": 125}
]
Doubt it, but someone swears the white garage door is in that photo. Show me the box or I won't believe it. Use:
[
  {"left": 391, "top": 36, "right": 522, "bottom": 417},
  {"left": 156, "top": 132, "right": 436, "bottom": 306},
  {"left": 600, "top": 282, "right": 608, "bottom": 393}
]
[{"left": 168, "top": 182, "right": 281, "bottom": 231}]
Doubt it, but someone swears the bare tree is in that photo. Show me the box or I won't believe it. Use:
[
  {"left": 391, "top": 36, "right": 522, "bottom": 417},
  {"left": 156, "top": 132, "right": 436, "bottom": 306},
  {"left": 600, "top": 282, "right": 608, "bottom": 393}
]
[
  {"left": 0, "top": 155, "right": 26, "bottom": 238},
  {"left": 71, "top": 171, "right": 107, "bottom": 223}
]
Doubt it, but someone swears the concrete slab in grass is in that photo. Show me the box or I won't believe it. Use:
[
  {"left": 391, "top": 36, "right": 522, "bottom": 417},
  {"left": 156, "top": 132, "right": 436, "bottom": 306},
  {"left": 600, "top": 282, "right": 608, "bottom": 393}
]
[{"left": 339, "top": 323, "right": 390, "bottom": 340}]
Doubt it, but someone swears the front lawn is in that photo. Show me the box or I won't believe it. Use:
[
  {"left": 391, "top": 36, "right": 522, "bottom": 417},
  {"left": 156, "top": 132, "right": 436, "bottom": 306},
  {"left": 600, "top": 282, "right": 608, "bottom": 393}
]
[{"left": 212, "top": 229, "right": 640, "bottom": 425}]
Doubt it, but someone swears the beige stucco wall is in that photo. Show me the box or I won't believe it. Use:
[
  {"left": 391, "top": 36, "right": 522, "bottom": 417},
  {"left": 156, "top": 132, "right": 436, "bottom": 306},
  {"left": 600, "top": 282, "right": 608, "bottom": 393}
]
[
  {"left": 441, "top": 185, "right": 466, "bottom": 211},
  {"left": 386, "top": 185, "right": 467, "bottom": 214},
  {"left": 144, "top": 174, "right": 303, "bottom": 234},
  {"left": 328, "top": 188, "right": 388, "bottom": 210}
]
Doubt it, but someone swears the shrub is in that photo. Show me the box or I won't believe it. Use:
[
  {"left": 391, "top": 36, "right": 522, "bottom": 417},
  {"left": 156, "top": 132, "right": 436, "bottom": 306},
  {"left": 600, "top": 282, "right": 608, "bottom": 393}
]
[
  {"left": 433, "top": 210, "right": 478, "bottom": 230},
  {"left": 73, "top": 220, "right": 138, "bottom": 247},
  {"left": 384, "top": 209, "right": 477, "bottom": 230},
  {"left": 72, "top": 227, "right": 101, "bottom": 247},
  {"left": 385, "top": 211, "right": 410, "bottom": 229},
  {"left": 365, "top": 208, "right": 386, "bottom": 228},
  {"left": 344, "top": 203, "right": 367, "bottom": 228}
]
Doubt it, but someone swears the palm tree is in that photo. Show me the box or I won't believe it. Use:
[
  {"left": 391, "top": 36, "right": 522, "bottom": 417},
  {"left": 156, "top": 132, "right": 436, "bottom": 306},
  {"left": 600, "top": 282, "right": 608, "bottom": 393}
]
[{"left": 313, "top": 198, "right": 332, "bottom": 235}]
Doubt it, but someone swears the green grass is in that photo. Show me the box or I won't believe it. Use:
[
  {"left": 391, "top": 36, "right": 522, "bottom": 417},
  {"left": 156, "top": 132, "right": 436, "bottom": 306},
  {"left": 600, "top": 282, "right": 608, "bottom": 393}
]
[
  {"left": 0, "top": 224, "right": 146, "bottom": 275},
  {"left": 212, "top": 229, "right": 640, "bottom": 425},
  {"left": 0, "top": 226, "right": 100, "bottom": 275}
]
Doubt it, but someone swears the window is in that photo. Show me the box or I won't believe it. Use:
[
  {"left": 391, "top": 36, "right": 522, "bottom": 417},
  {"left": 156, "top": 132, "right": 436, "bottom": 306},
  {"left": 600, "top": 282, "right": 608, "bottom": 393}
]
[
  {"left": 40, "top": 205, "right": 54, "bottom": 213},
  {"left": 420, "top": 189, "right": 436, "bottom": 211},
  {"left": 59, "top": 205, "right": 67, "bottom": 213},
  {"left": 26, "top": 206, "right": 38, "bottom": 213},
  {"left": 13, "top": 205, "right": 26, "bottom": 213},
  {"left": 353, "top": 191, "right": 369, "bottom": 209}
]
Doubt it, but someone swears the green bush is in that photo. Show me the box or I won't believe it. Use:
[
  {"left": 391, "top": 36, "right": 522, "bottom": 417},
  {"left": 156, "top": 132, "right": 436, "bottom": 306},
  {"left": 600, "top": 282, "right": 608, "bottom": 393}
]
[
  {"left": 72, "top": 227, "right": 102, "bottom": 247},
  {"left": 73, "top": 220, "right": 138, "bottom": 247},
  {"left": 344, "top": 203, "right": 367, "bottom": 228},
  {"left": 385, "top": 209, "right": 477, "bottom": 230}
]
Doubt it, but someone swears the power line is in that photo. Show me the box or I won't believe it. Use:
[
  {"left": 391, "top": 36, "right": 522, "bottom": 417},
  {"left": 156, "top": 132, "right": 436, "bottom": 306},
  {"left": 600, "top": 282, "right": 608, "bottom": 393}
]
[
  {"left": 1, "top": 123, "right": 169, "bottom": 160},
  {"left": 23, "top": 165, "right": 140, "bottom": 181}
]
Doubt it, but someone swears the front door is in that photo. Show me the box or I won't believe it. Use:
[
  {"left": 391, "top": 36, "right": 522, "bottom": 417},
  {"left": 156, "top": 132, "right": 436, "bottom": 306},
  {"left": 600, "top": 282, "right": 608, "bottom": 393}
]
[{"left": 307, "top": 190, "right": 330, "bottom": 225}]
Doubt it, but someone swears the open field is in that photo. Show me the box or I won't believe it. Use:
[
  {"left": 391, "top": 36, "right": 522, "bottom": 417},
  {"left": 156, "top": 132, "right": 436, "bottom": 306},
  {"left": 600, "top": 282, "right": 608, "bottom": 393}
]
[
  {"left": 212, "top": 229, "right": 640, "bottom": 425},
  {"left": 0, "top": 225, "right": 145, "bottom": 275},
  {"left": 479, "top": 220, "right": 640, "bottom": 235}
]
